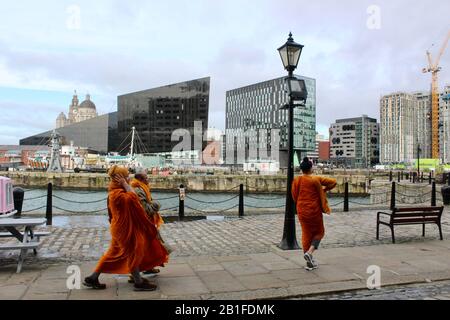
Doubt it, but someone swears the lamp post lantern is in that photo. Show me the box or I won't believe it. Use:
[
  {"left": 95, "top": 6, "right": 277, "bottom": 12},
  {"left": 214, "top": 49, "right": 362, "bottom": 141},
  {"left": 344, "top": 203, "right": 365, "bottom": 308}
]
[{"left": 277, "top": 32, "right": 307, "bottom": 250}]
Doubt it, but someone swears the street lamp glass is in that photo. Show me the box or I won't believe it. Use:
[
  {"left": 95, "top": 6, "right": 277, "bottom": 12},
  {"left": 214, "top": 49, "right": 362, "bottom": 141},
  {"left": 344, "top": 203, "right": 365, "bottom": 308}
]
[{"left": 278, "top": 33, "right": 304, "bottom": 71}]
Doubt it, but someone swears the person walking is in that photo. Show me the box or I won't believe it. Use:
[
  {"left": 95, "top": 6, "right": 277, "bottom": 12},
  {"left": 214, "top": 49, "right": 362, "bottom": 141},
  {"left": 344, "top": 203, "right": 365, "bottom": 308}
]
[
  {"left": 292, "top": 157, "right": 337, "bottom": 271},
  {"left": 131, "top": 167, "right": 171, "bottom": 276},
  {"left": 83, "top": 165, "right": 169, "bottom": 291}
]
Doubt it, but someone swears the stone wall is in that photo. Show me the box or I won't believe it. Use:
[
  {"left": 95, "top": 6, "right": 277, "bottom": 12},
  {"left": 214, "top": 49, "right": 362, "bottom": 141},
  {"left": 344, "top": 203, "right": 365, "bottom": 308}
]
[{"left": 0, "top": 171, "right": 369, "bottom": 194}]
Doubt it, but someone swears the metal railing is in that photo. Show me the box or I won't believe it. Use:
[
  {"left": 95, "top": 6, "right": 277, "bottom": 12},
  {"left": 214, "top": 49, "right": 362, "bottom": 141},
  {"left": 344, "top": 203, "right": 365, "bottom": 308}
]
[{"left": 19, "top": 178, "right": 445, "bottom": 225}]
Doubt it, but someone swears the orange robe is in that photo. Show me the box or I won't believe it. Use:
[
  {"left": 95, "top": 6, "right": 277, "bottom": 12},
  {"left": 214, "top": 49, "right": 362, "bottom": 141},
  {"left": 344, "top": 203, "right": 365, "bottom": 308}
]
[
  {"left": 291, "top": 175, "right": 337, "bottom": 252},
  {"left": 95, "top": 185, "right": 169, "bottom": 274},
  {"left": 130, "top": 179, "right": 164, "bottom": 229}
]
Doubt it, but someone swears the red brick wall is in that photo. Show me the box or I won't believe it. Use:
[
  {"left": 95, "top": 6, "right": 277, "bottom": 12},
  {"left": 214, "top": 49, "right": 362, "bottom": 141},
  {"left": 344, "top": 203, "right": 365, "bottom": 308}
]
[{"left": 318, "top": 141, "right": 330, "bottom": 161}]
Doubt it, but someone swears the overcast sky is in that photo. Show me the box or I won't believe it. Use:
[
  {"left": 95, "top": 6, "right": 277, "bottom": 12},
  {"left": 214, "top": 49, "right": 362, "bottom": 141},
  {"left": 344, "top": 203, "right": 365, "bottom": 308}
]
[{"left": 0, "top": 0, "right": 449, "bottom": 145}]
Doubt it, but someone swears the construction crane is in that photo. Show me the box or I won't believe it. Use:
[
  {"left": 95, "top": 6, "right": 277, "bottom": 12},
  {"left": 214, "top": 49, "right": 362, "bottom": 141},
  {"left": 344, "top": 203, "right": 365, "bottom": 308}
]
[{"left": 422, "top": 30, "right": 450, "bottom": 159}]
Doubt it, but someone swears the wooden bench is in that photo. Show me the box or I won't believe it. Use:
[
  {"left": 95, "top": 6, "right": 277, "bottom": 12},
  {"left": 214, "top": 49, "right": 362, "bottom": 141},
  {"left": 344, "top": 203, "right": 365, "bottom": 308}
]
[
  {"left": 0, "top": 243, "right": 41, "bottom": 273},
  {"left": 0, "top": 218, "right": 47, "bottom": 272},
  {"left": 377, "top": 206, "right": 444, "bottom": 243},
  {"left": 0, "top": 231, "right": 51, "bottom": 241}
]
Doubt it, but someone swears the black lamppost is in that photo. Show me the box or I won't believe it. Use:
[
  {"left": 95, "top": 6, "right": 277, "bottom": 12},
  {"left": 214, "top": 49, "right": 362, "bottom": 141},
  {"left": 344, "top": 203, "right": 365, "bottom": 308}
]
[{"left": 277, "top": 32, "right": 308, "bottom": 250}]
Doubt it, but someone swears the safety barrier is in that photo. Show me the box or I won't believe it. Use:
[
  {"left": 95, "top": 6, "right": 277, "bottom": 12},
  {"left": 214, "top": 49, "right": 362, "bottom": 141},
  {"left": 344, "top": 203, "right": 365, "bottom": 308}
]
[{"left": 20, "top": 179, "right": 444, "bottom": 225}]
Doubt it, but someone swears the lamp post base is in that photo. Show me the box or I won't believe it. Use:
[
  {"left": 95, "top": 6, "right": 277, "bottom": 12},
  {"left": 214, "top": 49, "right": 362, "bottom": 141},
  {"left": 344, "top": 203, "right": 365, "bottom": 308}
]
[{"left": 278, "top": 238, "right": 300, "bottom": 251}]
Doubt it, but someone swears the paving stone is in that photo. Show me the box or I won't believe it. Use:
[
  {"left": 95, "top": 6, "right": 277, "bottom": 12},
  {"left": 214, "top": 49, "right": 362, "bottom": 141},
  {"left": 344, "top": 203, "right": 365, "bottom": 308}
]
[
  {"left": 261, "top": 260, "right": 299, "bottom": 271},
  {"left": 0, "top": 284, "right": 28, "bottom": 299},
  {"left": 221, "top": 260, "right": 269, "bottom": 276},
  {"left": 197, "top": 270, "right": 246, "bottom": 293},
  {"left": 158, "top": 264, "right": 195, "bottom": 277},
  {"left": 157, "top": 276, "right": 210, "bottom": 296},
  {"left": 236, "top": 274, "right": 288, "bottom": 290},
  {"left": 192, "top": 264, "right": 224, "bottom": 272}
]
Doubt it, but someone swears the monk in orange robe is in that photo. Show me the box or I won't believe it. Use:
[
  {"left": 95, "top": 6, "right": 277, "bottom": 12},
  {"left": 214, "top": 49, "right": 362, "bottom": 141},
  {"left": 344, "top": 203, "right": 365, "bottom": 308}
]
[
  {"left": 292, "top": 157, "right": 336, "bottom": 271},
  {"left": 83, "top": 165, "right": 169, "bottom": 291},
  {"left": 131, "top": 167, "right": 169, "bottom": 275}
]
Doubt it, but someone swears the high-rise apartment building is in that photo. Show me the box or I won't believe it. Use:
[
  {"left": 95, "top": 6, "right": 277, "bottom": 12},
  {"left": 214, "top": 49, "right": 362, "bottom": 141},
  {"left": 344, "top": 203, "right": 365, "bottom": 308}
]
[
  {"left": 380, "top": 93, "right": 418, "bottom": 164},
  {"left": 225, "top": 75, "right": 316, "bottom": 166},
  {"left": 440, "top": 85, "right": 450, "bottom": 163},
  {"left": 380, "top": 87, "right": 450, "bottom": 164},
  {"left": 329, "top": 115, "right": 379, "bottom": 168}
]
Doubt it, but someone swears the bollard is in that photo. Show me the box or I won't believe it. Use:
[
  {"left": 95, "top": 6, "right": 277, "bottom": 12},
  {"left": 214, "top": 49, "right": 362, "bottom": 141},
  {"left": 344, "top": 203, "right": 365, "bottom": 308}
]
[
  {"left": 344, "top": 182, "right": 349, "bottom": 212},
  {"left": 178, "top": 184, "right": 185, "bottom": 221},
  {"left": 409, "top": 172, "right": 412, "bottom": 182},
  {"left": 238, "top": 184, "right": 244, "bottom": 217},
  {"left": 429, "top": 173, "right": 432, "bottom": 185},
  {"left": 397, "top": 171, "right": 401, "bottom": 183},
  {"left": 390, "top": 182, "right": 396, "bottom": 210},
  {"left": 46, "top": 183, "right": 52, "bottom": 226},
  {"left": 389, "top": 171, "right": 393, "bottom": 182},
  {"left": 431, "top": 181, "right": 436, "bottom": 207},
  {"left": 13, "top": 187, "right": 24, "bottom": 218}
]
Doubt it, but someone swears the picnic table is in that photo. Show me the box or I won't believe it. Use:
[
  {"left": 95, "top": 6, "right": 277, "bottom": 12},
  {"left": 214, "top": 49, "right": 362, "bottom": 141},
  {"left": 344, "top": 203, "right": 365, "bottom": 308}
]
[{"left": 0, "top": 218, "right": 49, "bottom": 273}]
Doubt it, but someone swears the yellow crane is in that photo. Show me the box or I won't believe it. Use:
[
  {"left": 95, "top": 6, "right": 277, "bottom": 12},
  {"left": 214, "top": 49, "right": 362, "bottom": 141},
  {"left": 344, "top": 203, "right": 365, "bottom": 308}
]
[{"left": 422, "top": 30, "right": 450, "bottom": 159}]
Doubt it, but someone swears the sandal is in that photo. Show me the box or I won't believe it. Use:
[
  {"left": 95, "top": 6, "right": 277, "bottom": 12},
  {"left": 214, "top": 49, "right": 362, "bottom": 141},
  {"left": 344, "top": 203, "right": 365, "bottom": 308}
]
[
  {"left": 134, "top": 280, "right": 158, "bottom": 291},
  {"left": 83, "top": 276, "right": 106, "bottom": 290}
]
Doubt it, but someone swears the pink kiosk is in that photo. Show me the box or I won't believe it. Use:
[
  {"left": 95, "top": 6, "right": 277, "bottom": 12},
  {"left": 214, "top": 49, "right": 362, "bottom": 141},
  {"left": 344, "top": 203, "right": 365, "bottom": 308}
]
[{"left": 0, "top": 176, "right": 16, "bottom": 218}]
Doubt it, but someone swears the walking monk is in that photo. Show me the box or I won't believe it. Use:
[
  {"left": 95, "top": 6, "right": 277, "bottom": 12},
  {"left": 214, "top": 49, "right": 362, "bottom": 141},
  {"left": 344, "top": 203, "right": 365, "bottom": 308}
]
[
  {"left": 291, "top": 157, "right": 337, "bottom": 271},
  {"left": 131, "top": 167, "right": 170, "bottom": 275},
  {"left": 83, "top": 165, "right": 169, "bottom": 291}
]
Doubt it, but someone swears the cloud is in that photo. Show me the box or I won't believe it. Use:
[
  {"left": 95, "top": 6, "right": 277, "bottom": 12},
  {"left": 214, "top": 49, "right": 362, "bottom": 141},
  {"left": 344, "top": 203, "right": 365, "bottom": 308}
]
[{"left": 0, "top": 0, "right": 449, "bottom": 145}]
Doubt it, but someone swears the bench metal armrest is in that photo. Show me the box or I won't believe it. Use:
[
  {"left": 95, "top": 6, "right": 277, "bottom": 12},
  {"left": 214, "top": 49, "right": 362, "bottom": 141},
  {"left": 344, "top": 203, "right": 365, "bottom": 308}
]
[
  {"left": 377, "top": 211, "right": 392, "bottom": 222},
  {"left": 377, "top": 211, "right": 392, "bottom": 217}
]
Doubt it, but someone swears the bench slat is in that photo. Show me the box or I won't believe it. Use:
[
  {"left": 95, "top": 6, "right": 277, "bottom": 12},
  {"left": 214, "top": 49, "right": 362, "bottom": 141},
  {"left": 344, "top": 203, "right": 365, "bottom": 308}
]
[
  {"left": 0, "top": 232, "right": 51, "bottom": 238},
  {"left": 392, "top": 213, "right": 441, "bottom": 218},
  {"left": 395, "top": 207, "right": 443, "bottom": 213},
  {"left": 0, "top": 243, "right": 40, "bottom": 250},
  {"left": 392, "top": 218, "right": 439, "bottom": 224}
]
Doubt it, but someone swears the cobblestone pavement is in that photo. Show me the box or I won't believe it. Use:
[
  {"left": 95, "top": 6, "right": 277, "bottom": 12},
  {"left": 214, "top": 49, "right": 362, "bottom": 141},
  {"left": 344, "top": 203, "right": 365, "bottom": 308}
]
[
  {"left": 300, "top": 280, "right": 450, "bottom": 300},
  {"left": 1, "top": 208, "right": 449, "bottom": 264}
]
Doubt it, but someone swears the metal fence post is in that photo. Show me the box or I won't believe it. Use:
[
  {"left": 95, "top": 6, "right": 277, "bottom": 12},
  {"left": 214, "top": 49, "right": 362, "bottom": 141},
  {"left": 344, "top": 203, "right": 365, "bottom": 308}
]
[
  {"left": 179, "top": 184, "right": 185, "bottom": 221},
  {"left": 239, "top": 184, "right": 244, "bottom": 217},
  {"left": 46, "top": 183, "right": 52, "bottom": 226},
  {"left": 431, "top": 181, "right": 436, "bottom": 207},
  {"left": 421, "top": 172, "right": 424, "bottom": 183},
  {"left": 401, "top": 171, "right": 404, "bottom": 180},
  {"left": 397, "top": 171, "right": 401, "bottom": 183},
  {"left": 389, "top": 171, "right": 393, "bottom": 182},
  {"left": 429, "top": 173, "right": 432, "bottom": 185},
  {"left": 390, "top": 182, "right": 396, "bottom": 210},
  {"left": 344, "top": 181, "right": 349, "bottom": 212},
  {"left": 448, "top": 173, "right": 450, "bottom": 187}
]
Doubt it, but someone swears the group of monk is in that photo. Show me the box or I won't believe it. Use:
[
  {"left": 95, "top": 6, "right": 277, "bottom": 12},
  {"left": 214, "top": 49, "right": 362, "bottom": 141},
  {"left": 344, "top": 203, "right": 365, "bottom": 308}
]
[
  {"left": 83, "top": 157, "right": 335, "bottom": 291},
  {"left": 83, "top": 165, "right": 170, "bottom": 291}
]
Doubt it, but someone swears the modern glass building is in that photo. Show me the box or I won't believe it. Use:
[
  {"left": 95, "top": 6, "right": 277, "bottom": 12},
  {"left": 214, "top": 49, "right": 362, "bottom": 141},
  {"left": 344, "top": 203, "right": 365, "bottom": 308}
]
[
  {"left": 117, "top": 77, "right": 210, "bottom": 154},
  {"left": 225, "top": 75, "right": 316, "bottom": 165},
  {"left": 20, "top": 112, "right": 119, "bottom": 154}
]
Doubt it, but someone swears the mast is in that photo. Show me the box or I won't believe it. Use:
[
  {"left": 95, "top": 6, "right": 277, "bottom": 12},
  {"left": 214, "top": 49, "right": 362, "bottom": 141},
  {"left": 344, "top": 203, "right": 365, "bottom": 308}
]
[{"left": 130, "top": 126, "right": 136, "bottom": 159}]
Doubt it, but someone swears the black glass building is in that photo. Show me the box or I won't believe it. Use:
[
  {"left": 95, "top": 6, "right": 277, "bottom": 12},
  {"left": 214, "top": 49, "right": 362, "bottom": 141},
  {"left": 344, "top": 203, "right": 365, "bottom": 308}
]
[
  {"left": 20, "top": 112, "right": 119, "bottom": 154},
  {"left": 117, "top": 77, "right": 210, "bottom": 154}
]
